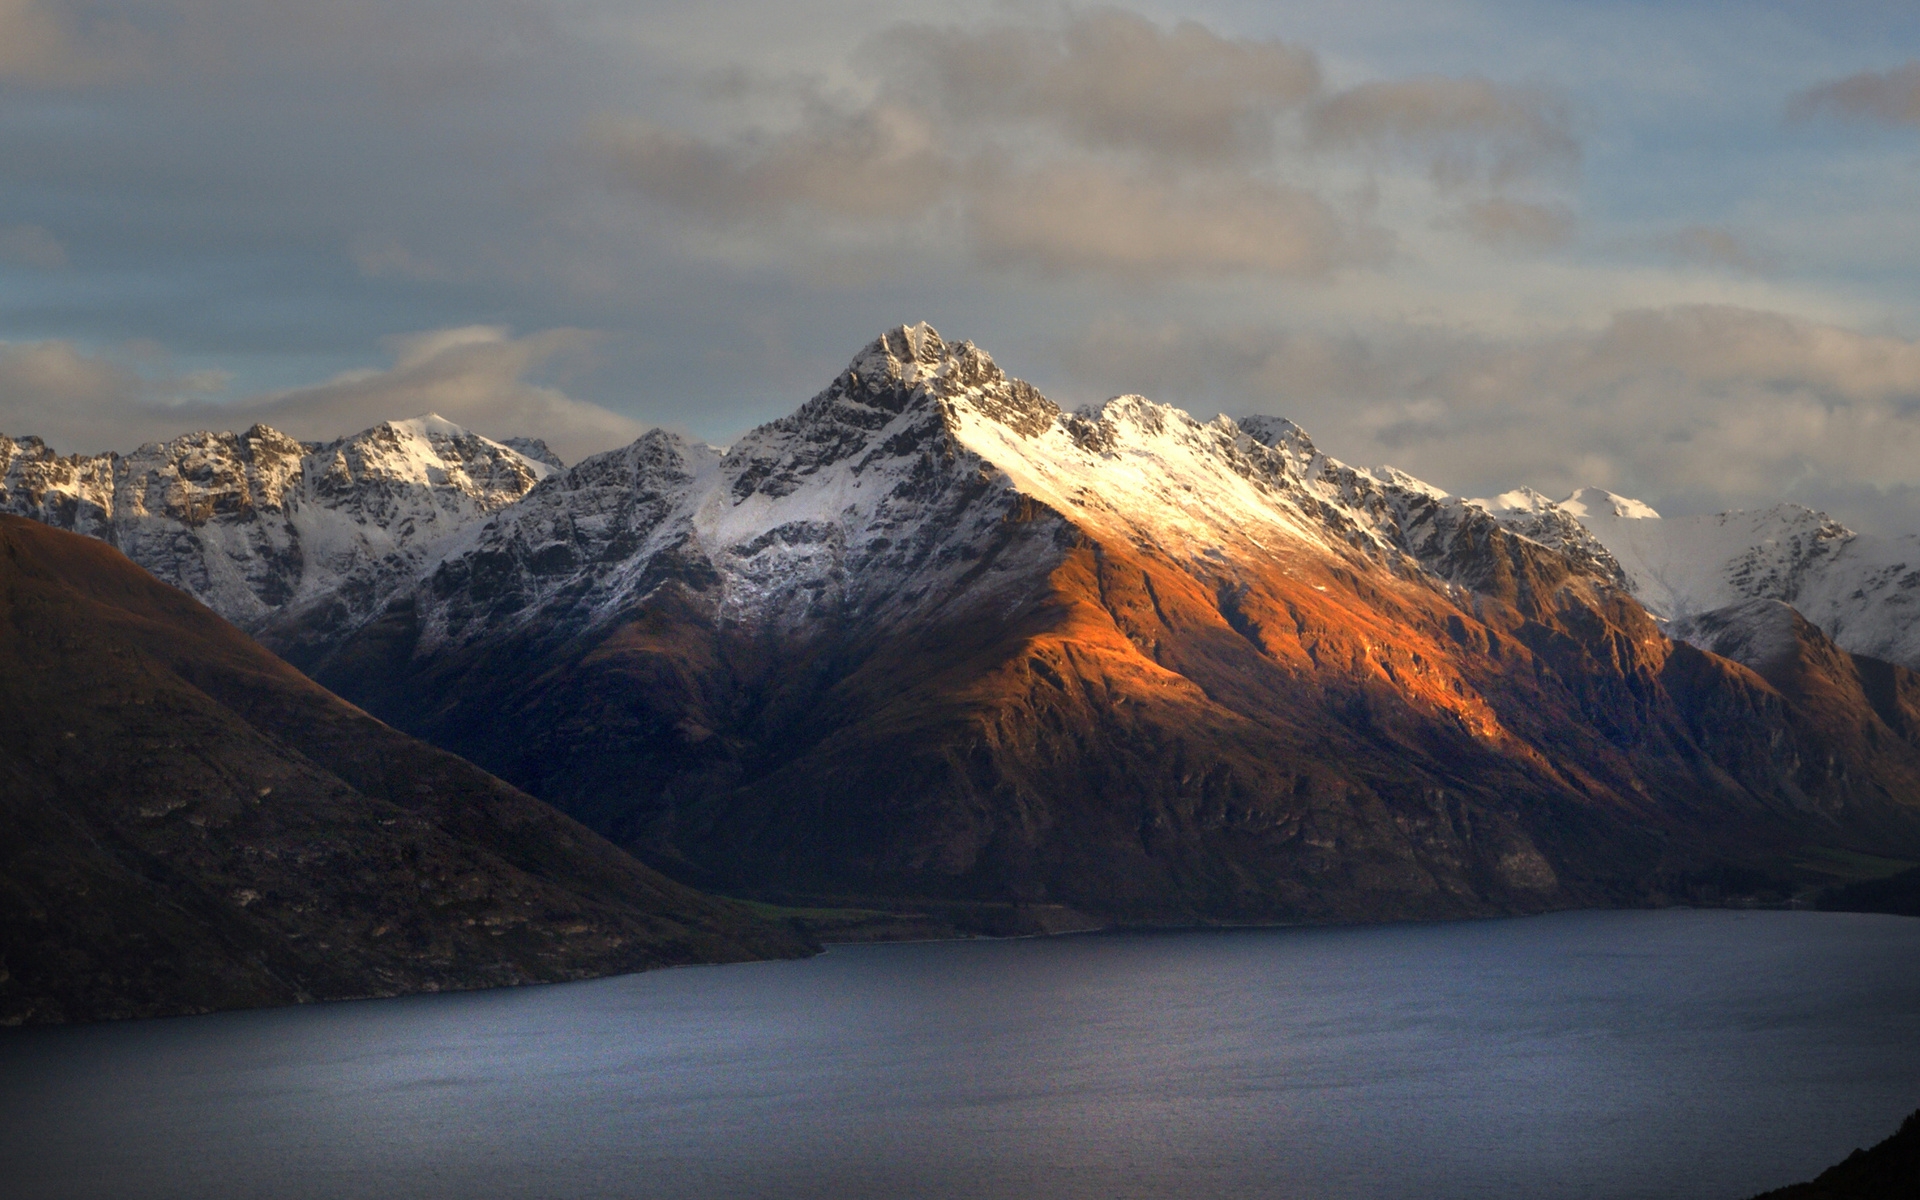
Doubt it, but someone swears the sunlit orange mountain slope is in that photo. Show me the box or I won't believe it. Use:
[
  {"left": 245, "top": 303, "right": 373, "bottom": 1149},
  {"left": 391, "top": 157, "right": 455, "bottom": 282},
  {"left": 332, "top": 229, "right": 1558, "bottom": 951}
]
[{"left": 283, "top": 326, "right": 1920, "bottom": 921}]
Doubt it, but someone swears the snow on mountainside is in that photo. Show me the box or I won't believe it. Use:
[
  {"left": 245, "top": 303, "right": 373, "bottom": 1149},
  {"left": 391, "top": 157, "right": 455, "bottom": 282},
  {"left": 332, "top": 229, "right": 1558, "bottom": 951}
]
[
  {"left": 403, "top": 324, "right": 1626, "bottom": 660},
  {"left": 1476, "top": 485, "right": 1920, "bottom": 669},
  {"left": 0, "top": 414, "right": 553, "bottom": 631},
  {"left": 304, "top": 323, "right": 1920, "bottom": 925},
  {"left": 19, "top": 320, "right": 1914, "bottom": 683},
  {"left": 0, "top": 324, "right": 1641, "bottom": 662}
]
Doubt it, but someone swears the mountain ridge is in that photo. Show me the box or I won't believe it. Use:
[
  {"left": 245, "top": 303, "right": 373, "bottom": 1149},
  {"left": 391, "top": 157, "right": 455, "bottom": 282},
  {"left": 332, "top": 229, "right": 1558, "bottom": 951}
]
[
  {"left": 1469, "top": 484, "right": 1920, "bottom": 671},
  {"left": 0, "top": 414, "right": 554, "bottom": 642},
  {"left": 8, "top": 324, "right": 1920, "bottom": 924},
  {"left": 281, "top": 326, "right": 1920, "bottom": 920}
]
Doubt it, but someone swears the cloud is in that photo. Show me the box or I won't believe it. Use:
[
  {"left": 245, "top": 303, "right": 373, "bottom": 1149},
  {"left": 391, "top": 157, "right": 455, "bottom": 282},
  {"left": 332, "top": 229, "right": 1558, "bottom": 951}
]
[
  {"left": 0, "top": 339, "right": 202, "bottom": 452},
  {"left": 0, "top": 327, "right": 645, "bottom": 464},
  {"left": 1307, "top": 76, "right": 1579, "bottom": 189},
  {"left": 0, "top": 224, "right": 68, "bottom": 269},
  {"left": 1653, "top": 225, "right": 1767, "bottom": 273},
  {"left": 0, "top": 0, "right": 146, "bottom": 85},
  {"left": 879, "top": 9, "right": 1320, "bottom": 165},
  {"left": 593, "top": 10, "right": 1388, "bottom": 280},
  {"left": 594, "top": 11, "right": 1577, "bottom": 279},
  {"left": 1060, "top": 305, "right": 1920, "bottom": 535},
  {"left": 0, "top": 0, "right": 96, "bottom": 83},
  {"left": 967, "top": 161, "right": 1383, "bottom": 278},
  {"left": 595, "top": 104, "right": 953, "bottom": 224},
  {"left": 240, "top": 327, "right": 645, "bottom": 464},
  {"left": 1789, "top": 62, "right": 1920, "bottom": 125},
  {"left": 1439, "top": 198, "right": 1574, "bottom": 251},
  {"left": 594, "top": 97, "right": 1383, "bottom": 281}
]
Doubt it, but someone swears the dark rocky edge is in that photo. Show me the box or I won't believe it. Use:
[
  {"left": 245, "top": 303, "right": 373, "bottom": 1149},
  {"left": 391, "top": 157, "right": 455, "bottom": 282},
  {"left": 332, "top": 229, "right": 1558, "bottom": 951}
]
[{"left": 1748, "top": 1109, "right": 1920, "bottom": 1199}]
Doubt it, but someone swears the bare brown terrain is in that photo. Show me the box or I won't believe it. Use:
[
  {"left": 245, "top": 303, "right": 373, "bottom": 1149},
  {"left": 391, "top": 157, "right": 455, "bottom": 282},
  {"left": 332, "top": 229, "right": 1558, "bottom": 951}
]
[{"left": 0, "top": 515, "right": 811, "bottom": 1024}]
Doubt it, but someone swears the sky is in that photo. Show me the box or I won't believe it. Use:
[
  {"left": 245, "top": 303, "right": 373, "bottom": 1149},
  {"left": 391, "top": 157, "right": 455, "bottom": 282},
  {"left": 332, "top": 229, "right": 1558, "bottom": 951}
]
[{"left": 8, "top": 1, "right": 1920, "bottom": 532}]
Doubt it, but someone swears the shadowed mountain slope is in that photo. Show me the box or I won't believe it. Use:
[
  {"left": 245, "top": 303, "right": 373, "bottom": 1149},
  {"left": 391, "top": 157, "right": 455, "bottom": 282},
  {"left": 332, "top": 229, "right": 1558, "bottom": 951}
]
[
  {"left": 1748, "top": 1108, "right": 1920, "bottom": 1199},
  {"left": 0, "top": 515, "right": 810, "bottom": 1025},
  {"left": 296, "top": 326, "right": 1920, "bottom": 921}
]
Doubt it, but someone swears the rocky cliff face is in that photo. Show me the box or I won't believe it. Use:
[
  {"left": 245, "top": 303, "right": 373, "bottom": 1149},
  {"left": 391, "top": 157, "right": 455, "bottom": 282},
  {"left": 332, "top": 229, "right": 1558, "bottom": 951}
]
[{"left": 282, "top": 325, "right": 1920, "bottom": 921}]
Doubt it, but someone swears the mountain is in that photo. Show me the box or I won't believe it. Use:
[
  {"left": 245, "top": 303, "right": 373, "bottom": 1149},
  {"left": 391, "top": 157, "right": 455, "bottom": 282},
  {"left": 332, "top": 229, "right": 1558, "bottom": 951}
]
[
  {"left": 0, "top": 515, "right": 810, "bottom": 1025},
  {"left": 272, "top": 324, "right": 1920, "bottom": 921},
  {"left": 0, "top": 414, "right": 551, "bottom": 658},
  {"left": 1477, "top": 487, "right": 1920, "bottom": 669},
  {"left": 1748, "top": 1108, "right": 1920, "bottom": 1199}
]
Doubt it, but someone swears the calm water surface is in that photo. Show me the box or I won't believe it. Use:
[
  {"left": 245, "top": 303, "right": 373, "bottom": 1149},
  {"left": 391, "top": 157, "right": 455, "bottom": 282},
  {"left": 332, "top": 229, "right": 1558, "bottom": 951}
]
[{"left": 3, "top": 910, "right": 1918, "bottom": 1200}]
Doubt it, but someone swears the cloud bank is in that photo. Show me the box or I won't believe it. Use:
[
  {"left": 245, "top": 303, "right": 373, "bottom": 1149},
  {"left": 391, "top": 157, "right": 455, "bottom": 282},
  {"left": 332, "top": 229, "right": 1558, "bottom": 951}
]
[
  {"left": 596, "top": 8, "right": 1577, "bottom": 279},
  {"left": 1790, "top": 62, "right": 1920, "bottom": 125},
  {"left": 0, "top": 327, "right": 644, "bottom": 464},
  {"left": 1063, "top": 305, "right": 1920, "bottom": 534}
]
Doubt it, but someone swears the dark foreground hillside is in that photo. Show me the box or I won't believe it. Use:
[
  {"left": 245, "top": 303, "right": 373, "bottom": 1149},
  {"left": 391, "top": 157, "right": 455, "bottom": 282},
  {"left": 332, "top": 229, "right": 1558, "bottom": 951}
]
[
  {"left": 1749, "top": 1109, "right": 1920, "bottom": 1199},
  {"left": 0, "top": 515, "right": 811, "bottom": 1024}
]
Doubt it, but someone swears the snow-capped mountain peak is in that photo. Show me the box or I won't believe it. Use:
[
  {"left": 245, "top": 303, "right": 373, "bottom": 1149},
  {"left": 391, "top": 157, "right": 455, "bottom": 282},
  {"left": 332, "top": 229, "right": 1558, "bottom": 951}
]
[
  {"left": 1471, "top": 487, "right": 1560, "bottom": 517},
  {"left": 404, "top": 325, "right": 1650, "bottom": 658},
  {"left": 1469, "top": 482, "right": 1920, "bottom": 668},
  {"left": 1557, "top": 486, "right": 1660, "bottom": 521},
  {"left": 0, "top": 413, "right": 560, "bottom": 636}
]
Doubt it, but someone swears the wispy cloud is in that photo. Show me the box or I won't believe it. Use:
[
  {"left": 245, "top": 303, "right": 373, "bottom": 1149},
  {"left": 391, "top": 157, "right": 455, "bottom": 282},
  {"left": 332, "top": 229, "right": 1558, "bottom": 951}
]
[
  {"left": 1306, "top": 75, "right": 1579, "bottom": 190},
  {"left": 593, "top": 9, "right": 1574, "bottom": 279},
  {"left": 0, "top": 0, "right": 145, "bottom": 85},
  {"left": 596, "top": 104, "right": 953, "bottom": 224},
  {"left": 878, "top": 10, "right": 1320, "bottom": 165},
  {"left": 1063, "top": 305, "right": 1920, "bottom": 534},
  {"left": 1789, "top": 62, "right": 1920, "bottom": 125},
  {"left": 1439, "top": 198, "right": 1575, "bottom": 251},
  {"left": 1653, "top": 225, "right": 1769, "bottom": 273},
  {"left": 0, "top": 327, "right": 643, "bottom": 463},
  {"left": 0, "top": 224, "right": 68, "bottom": 269},
  {"left": 966, "top": 162, "right": 1381, "bottom": 278}
]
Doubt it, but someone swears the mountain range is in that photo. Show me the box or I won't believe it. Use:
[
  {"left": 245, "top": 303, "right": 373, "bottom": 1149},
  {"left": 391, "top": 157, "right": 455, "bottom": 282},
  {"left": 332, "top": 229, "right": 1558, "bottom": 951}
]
[
  {"left": 1478, "top": 486, "right": 1920, "bottom": 669},
  {"left": 6, "top": 324, "right": 1920, "bottom": 945}
]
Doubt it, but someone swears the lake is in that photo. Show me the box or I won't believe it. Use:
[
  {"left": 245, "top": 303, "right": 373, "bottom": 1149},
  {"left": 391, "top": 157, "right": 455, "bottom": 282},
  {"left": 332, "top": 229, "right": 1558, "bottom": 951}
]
[{"left": 3, "top": 909, "right": 1918, "bottom": 1200}]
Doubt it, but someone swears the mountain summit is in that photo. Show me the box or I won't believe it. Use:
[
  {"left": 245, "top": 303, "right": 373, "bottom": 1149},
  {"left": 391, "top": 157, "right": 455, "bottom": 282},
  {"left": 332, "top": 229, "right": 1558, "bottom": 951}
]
[
  {"left": 6, "top": 326, "right": 1919, "bottom": 922},
  {"left": 243, "top": 323, "right": 1920, "bottom": 921}
]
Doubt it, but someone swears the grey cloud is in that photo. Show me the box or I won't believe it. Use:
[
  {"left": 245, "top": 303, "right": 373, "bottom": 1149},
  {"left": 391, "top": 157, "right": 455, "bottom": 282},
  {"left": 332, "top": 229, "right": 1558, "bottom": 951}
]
[
  {"left": 599, "top": 111, "right": 1385, "bottom": 279},
  {"left": 242, "top": 327, "right": 645, "bottom": 463},
  {"left": 595, "top": 105, "right": 953, "bottom": 223},
  {"left": 1439, "top": 198, "right": 1574, "bottom": 251},
  {"left": 0, "top": 327, "right": 644, "bottom": 464},
  {"left": 594, "top": 13, "right": 1578, "bottom": 280},
  {"left": 0, "top": 0, "right": 144, "bottom": 85},
  {"left": 1789, "top": 62, "right": 1920, "bottom": 125},
  {"left": 0, "top": 338, "right": 220, "bottom": 452},
  {"left": 592, "top": 10, "right": 1394, "bottom": 280},
  {"left": 1060, "top": 305, "right": 1920, "bottom": 535},
  {"left": 0, "top": 223, "right": 68, "bottom": 268},
  {"left": 878, "top": 8, "right": 1320, "bottom": 165},
  {"left": 1308, "top": 76, "right": 1579, "bottom": 189},
  {"left": 1654, "top": 225, "right": 1768, "bottom": 273},
  {"left": 968, "top": 162, "right": 1384, "bottom": 278}
]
